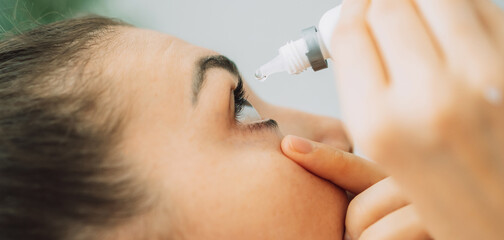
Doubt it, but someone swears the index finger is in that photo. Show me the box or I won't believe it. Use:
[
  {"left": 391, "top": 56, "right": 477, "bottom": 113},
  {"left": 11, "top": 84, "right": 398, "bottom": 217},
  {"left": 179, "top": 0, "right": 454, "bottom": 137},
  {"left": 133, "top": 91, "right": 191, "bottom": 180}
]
[{"left": 281, "top": 135, "right": 386, "bottom": 194}]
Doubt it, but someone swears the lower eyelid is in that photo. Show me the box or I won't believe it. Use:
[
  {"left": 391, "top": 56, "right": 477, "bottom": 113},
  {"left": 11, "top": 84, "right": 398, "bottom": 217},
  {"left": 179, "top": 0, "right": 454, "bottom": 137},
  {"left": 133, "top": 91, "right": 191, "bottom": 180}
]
[{"left": 243, "top": 119, "right": 279, "bottom": 131}]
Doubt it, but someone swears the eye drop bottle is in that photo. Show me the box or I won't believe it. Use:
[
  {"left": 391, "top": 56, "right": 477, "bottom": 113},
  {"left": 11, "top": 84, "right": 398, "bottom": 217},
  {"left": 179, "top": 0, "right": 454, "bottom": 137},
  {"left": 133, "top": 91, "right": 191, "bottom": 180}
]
[{"left": 255, "top": 5, "right": 342, "bottom": 81}]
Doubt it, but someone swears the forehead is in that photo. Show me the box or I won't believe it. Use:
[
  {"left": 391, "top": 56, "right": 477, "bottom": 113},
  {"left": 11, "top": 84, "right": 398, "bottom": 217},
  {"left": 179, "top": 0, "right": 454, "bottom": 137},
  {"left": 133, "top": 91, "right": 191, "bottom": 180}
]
[
  {"left": 118, "top": 27, "right": 214, "bottom": 76},
  {"left": 111, "top": 28, "right": 213, "bottom": 158},
  {"left": 108, "top": 28, "right": 218, "bottom": 129},
  {"left": 111, "top": 27, "right": 216, "bottom": 104}
]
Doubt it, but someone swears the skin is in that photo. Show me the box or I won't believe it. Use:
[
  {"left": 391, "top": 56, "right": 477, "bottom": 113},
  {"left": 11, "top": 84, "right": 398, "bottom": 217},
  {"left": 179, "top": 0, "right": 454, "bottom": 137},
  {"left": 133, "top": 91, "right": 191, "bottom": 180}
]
[
  {"left": 97, "top": 27, "right": 349, "bottom": 239},
  {"left": 292, "top": 0, "right": 504, "bottom": 239}
]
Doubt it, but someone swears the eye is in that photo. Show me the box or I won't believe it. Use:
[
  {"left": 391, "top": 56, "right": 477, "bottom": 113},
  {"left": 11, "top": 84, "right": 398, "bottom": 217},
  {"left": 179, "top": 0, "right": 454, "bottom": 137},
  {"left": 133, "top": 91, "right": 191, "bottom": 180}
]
[
  {"left": 235, "top": 100, "right": 262, "bottom": 123},
  {"left": 233, "top": 80, "right": 262, "bottom": 123}
]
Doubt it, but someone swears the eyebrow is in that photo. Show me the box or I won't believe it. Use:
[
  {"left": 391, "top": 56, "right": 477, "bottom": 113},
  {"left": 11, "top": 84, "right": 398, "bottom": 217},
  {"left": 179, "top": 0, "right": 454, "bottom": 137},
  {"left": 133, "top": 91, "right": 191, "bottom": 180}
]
[{"left": 192, "top": 55, "right": 242, "bottom": 104}]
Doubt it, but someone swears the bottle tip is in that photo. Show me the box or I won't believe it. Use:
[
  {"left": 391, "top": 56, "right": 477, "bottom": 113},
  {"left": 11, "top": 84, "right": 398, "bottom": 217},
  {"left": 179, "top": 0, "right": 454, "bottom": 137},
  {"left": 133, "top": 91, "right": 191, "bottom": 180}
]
[{"left": 255, "top": 54, "right": 286, "bottom": 81}]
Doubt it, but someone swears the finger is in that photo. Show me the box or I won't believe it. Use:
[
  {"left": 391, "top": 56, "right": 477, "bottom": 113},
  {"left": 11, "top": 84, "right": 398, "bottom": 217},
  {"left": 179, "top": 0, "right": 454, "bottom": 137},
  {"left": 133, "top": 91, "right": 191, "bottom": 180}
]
[
  {"left": 367, "top": 0, "right": 442, "bottom": 87},
  {"left": 414, "top": 0, "right": 495, "bottom": 70},
  {"left": 360, "top": 205, "right": 431, "bottom": 240},
  {"left": 473, "top": 0, "right": 504, "bottom": 49},
  {"left": 281, "top": 135, "right": 386, "bottom": 193},
  {"left": 346, "top": 177, "right": 410, "bottom": 239},
  {"left": 332, "top": 0, "right": 386, "bottom": 110}
]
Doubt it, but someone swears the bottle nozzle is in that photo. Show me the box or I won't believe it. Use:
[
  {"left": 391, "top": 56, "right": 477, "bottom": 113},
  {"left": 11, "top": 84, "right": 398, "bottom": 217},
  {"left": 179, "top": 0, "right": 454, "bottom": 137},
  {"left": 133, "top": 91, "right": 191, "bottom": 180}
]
[
  {"left": 254, "top": 55, "right": 286, "bottom": 81},
  {"left": 254, "top": 36, "right": 315, "bottom": 81}
]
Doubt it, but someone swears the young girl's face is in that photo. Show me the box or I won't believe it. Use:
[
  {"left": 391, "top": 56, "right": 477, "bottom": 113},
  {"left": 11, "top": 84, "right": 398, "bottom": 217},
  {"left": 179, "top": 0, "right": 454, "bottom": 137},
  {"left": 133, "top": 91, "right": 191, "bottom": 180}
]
[{"left": 109, "top": 27, "right": 347, "bottom": 239}]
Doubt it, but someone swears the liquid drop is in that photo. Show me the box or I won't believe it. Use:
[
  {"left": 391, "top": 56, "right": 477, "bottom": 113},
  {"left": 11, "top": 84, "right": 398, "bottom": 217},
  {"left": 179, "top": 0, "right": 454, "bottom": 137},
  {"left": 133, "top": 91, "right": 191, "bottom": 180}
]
[{"left": 254, "top": 70, "right": 268, "bottom": 81}]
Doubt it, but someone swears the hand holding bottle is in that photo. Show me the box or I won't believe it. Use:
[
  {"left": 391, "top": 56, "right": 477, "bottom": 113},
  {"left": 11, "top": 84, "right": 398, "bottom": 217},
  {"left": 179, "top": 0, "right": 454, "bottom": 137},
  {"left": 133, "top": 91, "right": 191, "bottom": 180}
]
[{"left": 331, "top": 0, "right": 504, "bottom": 239}]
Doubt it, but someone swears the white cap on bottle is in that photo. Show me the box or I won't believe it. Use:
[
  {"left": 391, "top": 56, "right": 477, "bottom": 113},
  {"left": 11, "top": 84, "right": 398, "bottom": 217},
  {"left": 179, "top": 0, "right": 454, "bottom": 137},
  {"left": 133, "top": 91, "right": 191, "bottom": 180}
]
[{"left": 255, "top": 5, "right": 342, "bottom": 81}]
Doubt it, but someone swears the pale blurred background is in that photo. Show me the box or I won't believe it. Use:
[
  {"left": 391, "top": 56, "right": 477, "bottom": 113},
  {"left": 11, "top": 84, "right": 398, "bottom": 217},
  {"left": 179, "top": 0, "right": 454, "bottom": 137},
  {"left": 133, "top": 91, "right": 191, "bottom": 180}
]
[{"left": 1, "top": 0, "right": 503, "bottom": 119}]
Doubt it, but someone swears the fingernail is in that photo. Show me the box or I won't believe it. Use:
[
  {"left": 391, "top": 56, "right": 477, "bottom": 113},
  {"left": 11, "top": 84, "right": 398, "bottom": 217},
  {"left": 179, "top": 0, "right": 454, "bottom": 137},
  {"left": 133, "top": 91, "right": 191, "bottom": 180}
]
[
  {"left": 287, "top": 135, "right": 313, "bottom": 154},
  {"left": 344, "top": 231, "right": 352, "bottom": 240}
]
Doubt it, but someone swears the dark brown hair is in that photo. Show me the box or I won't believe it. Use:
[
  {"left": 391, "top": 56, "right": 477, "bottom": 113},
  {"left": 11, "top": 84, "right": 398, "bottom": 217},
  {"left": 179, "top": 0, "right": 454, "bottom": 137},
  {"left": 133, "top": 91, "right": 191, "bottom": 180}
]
[{"left": 0, "top": 16, "right": 148, "bottom": 240}]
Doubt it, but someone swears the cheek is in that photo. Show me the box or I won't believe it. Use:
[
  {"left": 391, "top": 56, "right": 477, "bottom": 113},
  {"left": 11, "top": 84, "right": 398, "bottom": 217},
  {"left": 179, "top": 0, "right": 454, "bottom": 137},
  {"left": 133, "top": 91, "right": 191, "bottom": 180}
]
[{"left": 167, "top": 148, "right": 348, "bottom": 240}]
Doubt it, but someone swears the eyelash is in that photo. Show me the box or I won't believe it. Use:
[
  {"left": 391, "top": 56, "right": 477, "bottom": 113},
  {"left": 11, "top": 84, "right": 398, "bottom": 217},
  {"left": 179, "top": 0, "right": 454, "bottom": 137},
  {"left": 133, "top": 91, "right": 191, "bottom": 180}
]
[
  {"left": 233, "top": 79, "right": 247, "bottom": 120},
  {"left": 232, "top": 79, "right": 279, "bottom": 129}
]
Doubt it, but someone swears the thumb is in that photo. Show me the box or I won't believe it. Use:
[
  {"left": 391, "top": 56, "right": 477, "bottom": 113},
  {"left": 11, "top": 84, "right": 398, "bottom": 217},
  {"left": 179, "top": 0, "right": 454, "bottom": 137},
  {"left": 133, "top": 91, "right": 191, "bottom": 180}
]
[{"left": 281, "top": 135, "right": 386, "bottom": 194}]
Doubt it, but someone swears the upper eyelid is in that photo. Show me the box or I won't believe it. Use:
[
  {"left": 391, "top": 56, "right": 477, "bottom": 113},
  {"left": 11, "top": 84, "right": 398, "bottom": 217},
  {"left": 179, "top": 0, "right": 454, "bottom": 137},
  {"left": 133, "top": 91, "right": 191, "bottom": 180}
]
[{"left": 193, "top": 55, "right": 241, "bottom": 105}]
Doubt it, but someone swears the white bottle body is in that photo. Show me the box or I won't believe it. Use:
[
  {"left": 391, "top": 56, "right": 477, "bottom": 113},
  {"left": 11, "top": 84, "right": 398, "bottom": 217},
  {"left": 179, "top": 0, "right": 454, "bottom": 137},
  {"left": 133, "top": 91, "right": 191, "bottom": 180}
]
[
  {"left": 255, "top": 5, "right": 342, "bottom": 80},
  {"left": 318, "top": 5, "right": 342, "bottom": 60}
]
